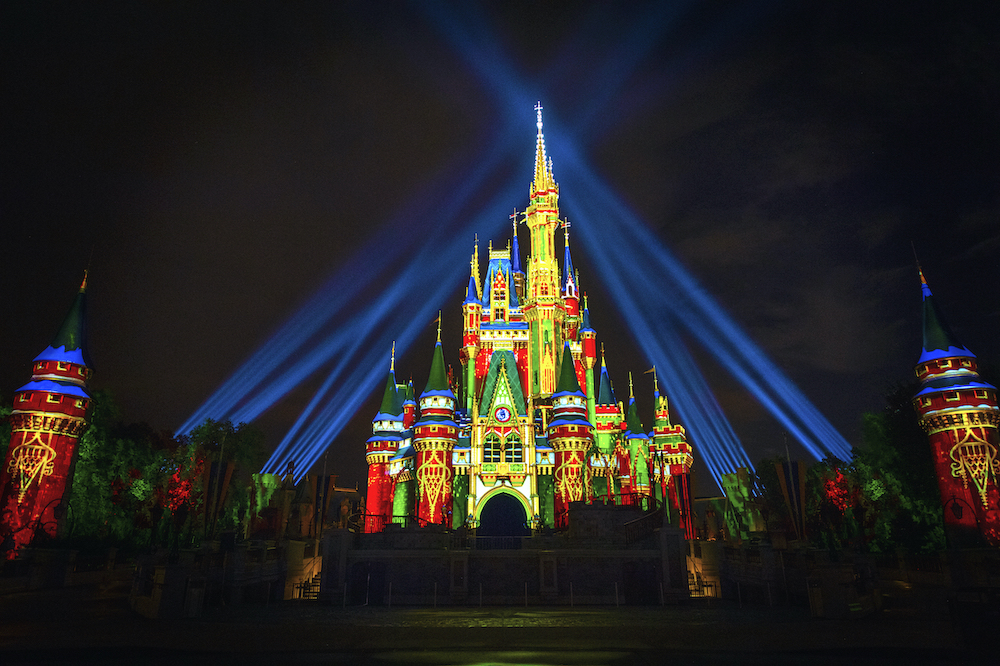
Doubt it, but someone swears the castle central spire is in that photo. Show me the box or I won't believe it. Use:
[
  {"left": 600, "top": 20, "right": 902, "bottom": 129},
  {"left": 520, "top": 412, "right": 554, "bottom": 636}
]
[{"left": 532, "top": 102, "right": 554, "bottom": 195}]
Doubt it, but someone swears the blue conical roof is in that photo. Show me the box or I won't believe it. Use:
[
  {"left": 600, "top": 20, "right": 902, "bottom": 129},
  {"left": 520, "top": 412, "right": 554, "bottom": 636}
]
[
  {"left": 512, "top": 227, "right": 523, "bottom": 275},
  {"left": 464, "top": 274, "right": 481, "bottom": 305},
  {"left": 580, "top": 304, "right": 593, "bottom": 332},
  {"left": 562, "top": 242, "right": 575, "bottom": 294}
]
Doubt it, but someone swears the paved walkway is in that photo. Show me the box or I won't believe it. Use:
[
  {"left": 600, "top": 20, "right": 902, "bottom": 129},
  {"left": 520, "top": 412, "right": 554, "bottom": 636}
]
[{"left": 0, "top": 580, "right": 987, "bottom": 665}]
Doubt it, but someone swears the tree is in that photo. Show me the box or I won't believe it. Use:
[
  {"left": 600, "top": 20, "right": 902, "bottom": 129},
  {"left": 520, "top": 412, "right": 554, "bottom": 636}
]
[
  {"left": 69, "top": 390, "right": 180, "bottom": 547},
  {"left": 854, "top": 382, "right": 945, "bottom": 552},
  {"left": 186, "top": 418, "right": 266, "bottom": 540}
]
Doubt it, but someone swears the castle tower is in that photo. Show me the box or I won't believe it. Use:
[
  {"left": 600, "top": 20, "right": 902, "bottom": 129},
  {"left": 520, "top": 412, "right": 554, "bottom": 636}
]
[
  {"left": 548, "top": 343, "right": 593, "bottom": 528},
  {"left": 579, "top": 296, "right": 598, "bottom": 425},
  {"left": 912, "top": 268, "right": 1000, "bottom": 547},
  {"left": 402, "top": 380, "right": 417, "bottom": 430},
  {"left": 413, "top": 336, "right": 459, "bottom": 527},
  {"left": 461, "top": 245, "right": 482, "bottom": 415},
  {"left": 622, "top": 374, "right": 650, "bottom": 505},
  {"left": 364, "top": 348, "right": 404, "bottom": 532},
  {"left": 561, "top": 224, "right": 580, "bottom": 342},
  {"left": 0, "top": 274, "right": 92, "bottom": 555},
  {"left": 592, "top": 351, "right": 624, "bottom": 500},
  {"left": 521, "top": 103, "right": 565, "bottom": 398},
  {"left": 511, "top": 218, "right": 526, "bottom": 304},
  {"left": 650, "top": 371, "right": 695, "bottom": 539}
]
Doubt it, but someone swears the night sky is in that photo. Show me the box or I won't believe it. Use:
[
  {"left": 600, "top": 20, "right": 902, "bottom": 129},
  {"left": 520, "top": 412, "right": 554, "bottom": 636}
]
[{"left": 2, "top": 1, "right": 998, "bottom": 494}]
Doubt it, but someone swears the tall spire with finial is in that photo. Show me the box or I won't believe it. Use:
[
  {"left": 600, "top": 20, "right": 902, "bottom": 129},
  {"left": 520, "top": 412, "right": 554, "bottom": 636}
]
[
  {"left": 510, "top": 209, "right": 522, "bottom": 275},
  {"left": 532, "top": 102, "right": 553, "bottom": 194},
  {"left": 523, "top": 102, "right": 562, "bottom": 396},
  {"left": 562, "top": 220, "right": 577, "bottom": 298}
]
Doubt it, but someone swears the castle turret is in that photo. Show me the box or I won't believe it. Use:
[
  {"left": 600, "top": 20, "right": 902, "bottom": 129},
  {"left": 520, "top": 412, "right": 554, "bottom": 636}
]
[
  {"left": 561, "top": 224, "right": 580, "bottom": 342},
  {"left": 591, "top": 350, "right": 624, "bottom": 500},
  {"left": 650, "top": 370, "right": 695, "bottom": 538},
  {"left": 461, "top": 244, "right": 483, "bottom": 415},
  {"left": 912, "top": 267, "right": 1000, "bottom": 547},
  {"left": 622, "top": 374, "right": 650, "bottom": 504},
  {"left": 547, "top": 343, "right": 593, "bottom": 527},
  {"left": 413, "top": 333, "right": 459, "bottom": 527},
  {"left": 364, "top": 348, "right": 404, "bottom": 532},
  {"left": 579, "top": 296, "right": 598, "bottom": 425},
  {"left": 511, "top": 217, "right": 525, "bottom": 303},
  {"left": 1, "top": 274, "right": 93, "bottom": 555},
  {"left": 402, "top": 380, "right": 417, "bottom": 429}
]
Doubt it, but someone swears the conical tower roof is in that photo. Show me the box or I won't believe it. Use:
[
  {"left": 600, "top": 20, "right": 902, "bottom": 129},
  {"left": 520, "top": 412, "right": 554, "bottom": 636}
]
[
  {"left": 624, "top": 397, "right": 648, "bottom": 440},
  {"left": 464, "top": 274, "right": 481, "bottom": 305},
  {"left": 422, "top": 341, "right": 455, "bottom": 398},
  {"left": 553, "top": 343, "right": 583, "bottom": 397},
  {"left": 34, "top": 272, "right": 91, "bottom": 367},
  {"left": 580, "top": 299, "right": 594, "bottom": 333},
  {"left": 562, "top": 227, "right": 577, "bottom": 297},
  {"left": 511, "top": 220, "right": 523, "bottom": 275},
  {"left": 623, "top": 373, "right": 647, "bottom": 440},
  {"left": 918, "top": 267, "right": 975, "bottom": 363},
  {"left": 375, "top": 370, "right": 403, "bottom": 419},
  {"left": 597, "top": 356, "right": 616, "bottom": 406}
]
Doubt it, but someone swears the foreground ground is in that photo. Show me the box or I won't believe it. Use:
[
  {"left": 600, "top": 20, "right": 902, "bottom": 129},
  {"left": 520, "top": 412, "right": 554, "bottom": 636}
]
[{"left": 0, "top": 577, "right": 990, "bottom": 665}]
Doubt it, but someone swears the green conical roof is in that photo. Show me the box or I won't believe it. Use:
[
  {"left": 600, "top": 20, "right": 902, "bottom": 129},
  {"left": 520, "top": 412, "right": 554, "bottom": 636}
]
[
  {"left": 554, "top": 343, "right": 582, "bottom": 395},
  {"left": 35, "top": 274, "right": 91, "bottom": 367},
  {"left": 918, "top": 268, "right": 974, "bottom": 363},
  {"left": 423, "top": 342, "right": 451, "bottom": 395},
  {"left": 624, "top": 398, "right": 646, "bottom": 438},
  {"left": 377, "top": 370, "right": 403, "bottom": 417}
]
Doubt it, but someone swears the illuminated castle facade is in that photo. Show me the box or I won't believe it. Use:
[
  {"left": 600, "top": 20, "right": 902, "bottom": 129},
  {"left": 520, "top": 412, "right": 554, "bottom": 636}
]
[
  {"left": 365, "top": 108, "right": 695, "bottom": 535},
  {"left": 912, "top": 268, "right": 1000, "bottom": 547},
  {"left": 0, "top": 275, "right": 92, "bottom": 554}
]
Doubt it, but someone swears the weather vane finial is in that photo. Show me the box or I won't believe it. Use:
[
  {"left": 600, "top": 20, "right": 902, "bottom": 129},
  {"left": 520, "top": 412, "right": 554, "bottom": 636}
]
[
  {"left": 390, "top": 341, "right": 395, "bottom": 372},
  {"left": 437, "top": 311, "right": 442, "bottom": 343}
]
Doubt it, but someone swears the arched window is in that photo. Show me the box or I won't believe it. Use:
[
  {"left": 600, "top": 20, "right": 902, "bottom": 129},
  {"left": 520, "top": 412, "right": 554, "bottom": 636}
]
[
  {"left": 484, "top": 433, "right": 502, "bottom": 463},
  {"left": 505, "top": 432, "right": 523, "bottom": 463}
]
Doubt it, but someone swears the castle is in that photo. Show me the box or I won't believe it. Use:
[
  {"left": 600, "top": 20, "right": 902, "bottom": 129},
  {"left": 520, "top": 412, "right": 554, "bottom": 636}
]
[{"left": 364, "top": 107, "right": 695, "bottom": 536}]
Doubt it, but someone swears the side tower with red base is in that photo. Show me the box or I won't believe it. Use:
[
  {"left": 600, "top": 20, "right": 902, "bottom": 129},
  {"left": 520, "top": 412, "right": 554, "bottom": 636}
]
[
  {"left": 412, "top": 338, "right": 458, "bottom": 527},
  {"left": 548, "top": 344, "right": 593, "bottom": 528},
  {"left": 364, "top": 351, "right": 404, "bottom": 533},
  {"left": 1, "top": 275, "right": 92, "bottom": 556},
  {"left": 912, "top": 268, "right": 1000, "bottom": 547}
]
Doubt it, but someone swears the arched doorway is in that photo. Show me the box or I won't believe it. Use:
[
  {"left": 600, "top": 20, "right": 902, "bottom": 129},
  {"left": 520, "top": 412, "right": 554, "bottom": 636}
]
[{"left": 477, "top": 491, "right": 531, "bottom": 537}]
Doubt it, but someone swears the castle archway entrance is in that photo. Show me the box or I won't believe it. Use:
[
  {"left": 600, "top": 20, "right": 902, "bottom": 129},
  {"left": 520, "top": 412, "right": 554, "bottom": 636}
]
[{"left": 477, "top": 491, "right": 531, "bottom": 537}]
